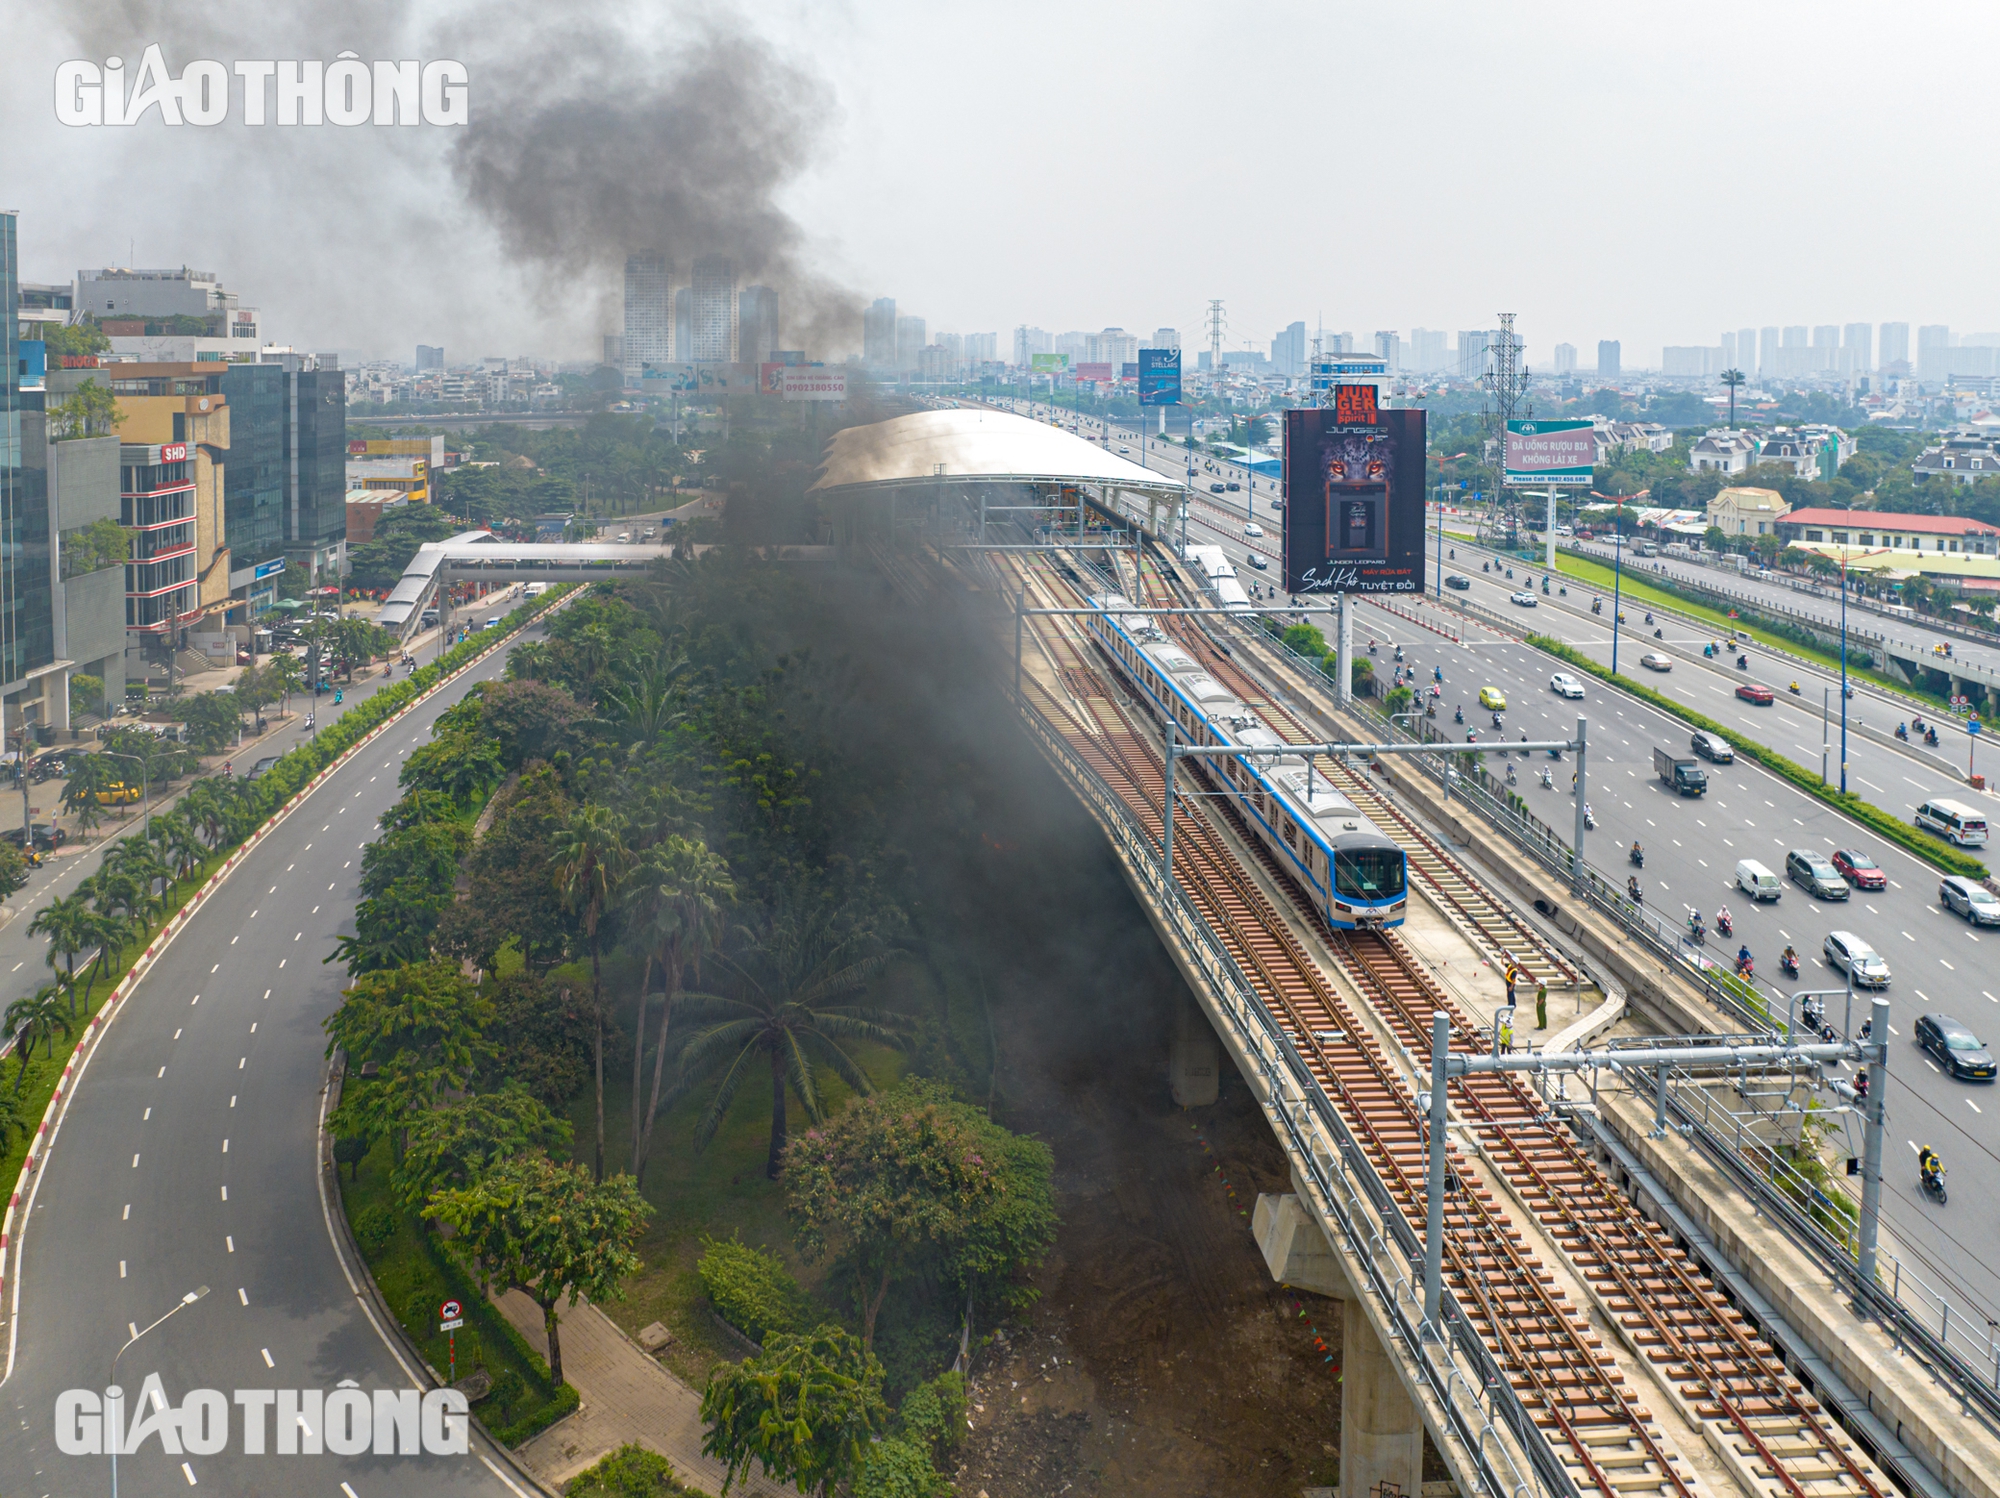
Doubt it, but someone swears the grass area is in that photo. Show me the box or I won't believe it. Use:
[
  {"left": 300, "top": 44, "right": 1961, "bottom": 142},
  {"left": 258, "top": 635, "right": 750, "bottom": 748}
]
[
  {"left": 335, "top": 1127, "right": 578, "bottom": 1445},
  {"left": 564, "top": 954, "right": 938, "bottom": 1393},
  {"left": 1545, "top": 551, "right": 1948, "bottom": 708}
]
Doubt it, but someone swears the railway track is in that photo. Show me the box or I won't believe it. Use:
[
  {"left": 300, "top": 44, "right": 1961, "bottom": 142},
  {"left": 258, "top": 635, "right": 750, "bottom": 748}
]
[
  {"left": 1131, "top": 554, "right": 1579, "bottom": 989},
  {"left": 992, "top": 545, "right": 1887, "bottom": 1498}
]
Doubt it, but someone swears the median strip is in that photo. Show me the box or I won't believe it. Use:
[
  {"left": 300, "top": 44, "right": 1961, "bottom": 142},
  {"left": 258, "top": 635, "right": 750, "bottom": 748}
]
[{"left": 1525, "top": 633, "right": 1988, "bottom": 879}]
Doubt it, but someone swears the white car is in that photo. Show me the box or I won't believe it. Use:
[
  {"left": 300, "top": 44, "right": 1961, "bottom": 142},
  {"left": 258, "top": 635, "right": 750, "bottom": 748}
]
[
  {"left": 1549, "top": 672, "right": 1585, "bottom": 699},
  {"left": 1824, "top": 931, "right": 1890, "bottom": 988},
  {"left": 1509, "top": 590, "right": 1538, "bottom": 607},
  {"left": 1118, "top": 445, "right": 1130, "bottom": 453},
  {"left": 1244, "top": 523, "right": 1265, "bottom": 538},
  {"left": 1640, "top": 651, "right": 1673, "bottom": 672}
]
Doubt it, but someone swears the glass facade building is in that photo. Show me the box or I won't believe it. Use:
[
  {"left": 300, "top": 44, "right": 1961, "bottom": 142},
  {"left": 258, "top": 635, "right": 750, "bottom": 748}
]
[
  {"left": 217, "top": 362, "right": 285, "bottom": 565},
  {"left": 0, "top": 213, "right": 55, "bottom": 691}
]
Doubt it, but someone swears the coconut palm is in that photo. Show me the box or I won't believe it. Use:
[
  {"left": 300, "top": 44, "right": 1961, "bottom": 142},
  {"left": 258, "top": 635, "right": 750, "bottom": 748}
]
[
  {"left": 621, "top": 835, "right": 734, "bottom": 1185},
  {"left": 550, "top": 803, "right": 632, "bottom": 1181},
  {"left": 5, "top": 986, "right": 73, "bottom": 1093},
  {"left": 670, "top": 897, "right": 912, "bottom": 1180},
  {"left": 28, "top": 893, "right": 98, "bottom": 1015},
  {"left": 1720, "top": 367, "right": 1746, "bottom": 428}
]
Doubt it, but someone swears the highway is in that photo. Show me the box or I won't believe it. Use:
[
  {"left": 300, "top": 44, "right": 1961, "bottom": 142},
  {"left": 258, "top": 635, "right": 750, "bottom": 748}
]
[{"left": 0, "top": 631, "right": 534, "bottom": 1495}]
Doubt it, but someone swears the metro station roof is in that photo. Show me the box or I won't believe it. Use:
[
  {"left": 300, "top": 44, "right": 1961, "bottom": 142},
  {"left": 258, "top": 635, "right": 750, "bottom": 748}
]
[{"left": 809, "top": 409, "right": 1182, "bottom": 495}]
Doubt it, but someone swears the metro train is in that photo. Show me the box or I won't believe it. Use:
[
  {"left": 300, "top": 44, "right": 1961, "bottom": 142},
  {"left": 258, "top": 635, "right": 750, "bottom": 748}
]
[{"left": 1086, "top": 594, "right": 1408, "bottom": 931}]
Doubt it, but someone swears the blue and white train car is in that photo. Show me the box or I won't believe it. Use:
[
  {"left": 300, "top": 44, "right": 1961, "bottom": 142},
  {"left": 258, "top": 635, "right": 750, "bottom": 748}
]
[{"left": 1086, "top": 595, "right": 1407, "bottom": 931}]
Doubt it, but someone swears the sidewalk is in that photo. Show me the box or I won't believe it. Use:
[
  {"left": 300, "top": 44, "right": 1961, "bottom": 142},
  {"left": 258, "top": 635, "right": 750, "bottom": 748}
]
[{"left": 493, "top": 1290, "right": 798, "bottom": 1496}]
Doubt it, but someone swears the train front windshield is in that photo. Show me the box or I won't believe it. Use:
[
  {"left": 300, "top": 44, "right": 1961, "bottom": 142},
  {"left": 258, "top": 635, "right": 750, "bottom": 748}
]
[{"left": 1334, "top": 847, "right": 1405, "bottom": 902}]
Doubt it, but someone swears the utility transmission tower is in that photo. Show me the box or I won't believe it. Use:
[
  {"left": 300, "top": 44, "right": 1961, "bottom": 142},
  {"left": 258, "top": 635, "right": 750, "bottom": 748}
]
[
  {"left": 1481, "top": 311, "right": 1532, "bottom": 543},
  {"left": 1206, "top": 300, "right": 1226, "bottom": 380}
]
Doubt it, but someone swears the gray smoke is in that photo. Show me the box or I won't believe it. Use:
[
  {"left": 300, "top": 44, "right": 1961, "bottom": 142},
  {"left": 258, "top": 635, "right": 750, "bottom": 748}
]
[{"left": 37, "top": 1, "right": 857, "bottom": 359}]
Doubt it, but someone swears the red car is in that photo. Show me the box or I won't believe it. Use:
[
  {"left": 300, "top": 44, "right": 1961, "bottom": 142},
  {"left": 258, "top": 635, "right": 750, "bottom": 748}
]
[
  {"left": 1736, "top": 683, "right": 1776, "bottom": 705},
  {"left": 1832, "top": 849, "right": 1888, "bottom": 890}
]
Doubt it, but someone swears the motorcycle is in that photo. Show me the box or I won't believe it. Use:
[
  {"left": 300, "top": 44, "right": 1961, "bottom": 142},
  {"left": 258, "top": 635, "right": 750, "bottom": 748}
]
[
  {"left": 1491, "top": 711, "right": 1504, "bottom": 730},
  {"left": 1703, "top": 644, "right": 1715, "bottom": 658},
  {"left": 1505, "top": 568, "right": 1514, "bottom": 579},
  {"left": 1654, "top": 629, "right": 1664, "bottom": 639},
  {"left": 1449, "top": 549, "right": 1456, "bottom": 560},
  {"left": 1583, "top": 804, "right": 1596, "bottom": 829},
  {"left": 1736, "top": 953, "right": 1755, "bottom": 978},
  {"left": 1484, "top": 561, "right": 1492, "bottom": 572},
  {"left": 1716, "top": 910, "right": 1734, "bottom": 938},
  {"left": 1788, "top": 681, "right": 1801, "bottom": 695},
  {"left": 1687, "top": 913, "right": 1706, "bottom": 945},
  {"left": 1538, "top": 766, "right": 1554, "bottom": 789},
  {"left": 1394, "top": 646, "right": 1405, "bottom": 662},
  {"left": 1736, "top": 655, "right": 1748, "bottom": 670},
  {"left": 1426, "top": 700, "right": 1438, "bottom": 719},
  {"left": 1896, "top": 723, "right": 1909, "bottom": 741},
  {"left": 1454, "top": 707, "right": 1464, "bottom": 724},
  {"left": 1644, "top": 612, "right": 1654, "bottom": 625},
  {"left": 1505, "top": 763, "right": 1518, "bottom": 786},
  {"left": 1547, "top": 746, "right": 1563, "bottom": 760},
  {"left": 1629, "top": 845, "right": 1645, "bottom": 867},
  {"left": 1591, "top": 599, "right": 1603, "bottom": 615},
  {"left": 1927, "top": 727, "right": 1940, "bottom": 747},
  {"left": 1627, "top": 877, "right": 1644, "bottom": 905},
  {"left": 1782, "top": 952, "right": 1801, "bottom": 980},
  {"left": 1922, "top": 1160, "right": 1948, "bottom": 1206}
]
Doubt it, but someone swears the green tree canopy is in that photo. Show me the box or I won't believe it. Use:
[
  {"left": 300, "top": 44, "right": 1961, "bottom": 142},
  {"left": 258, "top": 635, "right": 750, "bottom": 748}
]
[{"left": 699, "top": 1325, "right": 888, "bottom": 1498}]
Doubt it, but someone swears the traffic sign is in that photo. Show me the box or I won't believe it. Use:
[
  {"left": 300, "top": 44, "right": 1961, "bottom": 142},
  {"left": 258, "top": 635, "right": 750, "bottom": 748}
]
[
  {"left": 439, "top": 1299, "right": 462, "bottom": 1320},
  {"left": 440, "top": 1317, "right": 465, "bottom": 1332}
]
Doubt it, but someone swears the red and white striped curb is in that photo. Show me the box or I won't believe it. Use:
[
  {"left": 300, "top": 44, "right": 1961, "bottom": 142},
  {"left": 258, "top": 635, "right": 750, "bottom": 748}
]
[{"left": 0, "top": 589, "right": 576, "bottom": 1312}]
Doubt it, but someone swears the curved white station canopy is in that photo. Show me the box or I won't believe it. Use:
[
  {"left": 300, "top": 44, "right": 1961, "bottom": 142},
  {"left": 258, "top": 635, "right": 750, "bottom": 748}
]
[{"left": 809, "top": 408, "right": 1182, "bottom": 495}]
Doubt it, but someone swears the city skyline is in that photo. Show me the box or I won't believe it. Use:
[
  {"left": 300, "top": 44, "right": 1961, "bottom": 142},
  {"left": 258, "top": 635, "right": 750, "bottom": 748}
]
[{"left": 11, "top": 3, "right": 2000, "bottom": 364}]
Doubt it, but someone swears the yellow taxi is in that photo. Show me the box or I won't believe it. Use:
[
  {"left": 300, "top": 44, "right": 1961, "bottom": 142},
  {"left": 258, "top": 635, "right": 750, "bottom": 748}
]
[
  {"left": 95, "top": 781, "right": 142, "bottom": 806},
  {"left": 1478, "top": 686, "right": 1508, "bottom": 712}
]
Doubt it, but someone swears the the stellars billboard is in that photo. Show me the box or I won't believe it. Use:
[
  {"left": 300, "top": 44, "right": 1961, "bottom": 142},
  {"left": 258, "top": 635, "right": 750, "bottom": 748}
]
[{"left": 1137, "top": 347, "right": 1182, "bottom": 406}]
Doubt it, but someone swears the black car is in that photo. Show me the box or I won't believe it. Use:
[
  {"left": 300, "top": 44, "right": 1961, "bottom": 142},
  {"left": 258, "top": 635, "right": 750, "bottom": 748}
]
[
  {"left": 1444, "top": 574, "right": 1471, "bottom": 591},
  {"left": 1, "top": 822, "right": 65, "bottom": 852},
  {"left": 1916, "top": 1013, "right": 1998, "bottom": 1080},
  {"left": 1691, "top": 730, "right": 1734, "bottom": 764}
]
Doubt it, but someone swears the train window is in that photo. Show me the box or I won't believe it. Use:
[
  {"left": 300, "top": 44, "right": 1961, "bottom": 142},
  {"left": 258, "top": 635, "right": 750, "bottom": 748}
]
[
  {"left": 1333, "top": 848, "right": 1406, "bottom": 901},
  {"left": 1282, "top": 819, "right": 1297, "bottom": 849}
]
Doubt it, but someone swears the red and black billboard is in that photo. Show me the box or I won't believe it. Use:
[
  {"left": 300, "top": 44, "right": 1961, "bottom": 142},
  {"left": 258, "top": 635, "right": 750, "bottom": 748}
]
[{"left": 1281, "top": 392, "right": 1426, "bottom": 595}]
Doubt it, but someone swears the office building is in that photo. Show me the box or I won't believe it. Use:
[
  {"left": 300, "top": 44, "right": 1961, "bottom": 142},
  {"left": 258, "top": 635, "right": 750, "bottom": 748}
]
[
  {"left": 1456, "top": 330, "right": 1491, "bottom": 379},
  {"left": 1737, "top": 327, "right": 1757, "bottom": 375},
  {"left": 5, "top": 215, "right": 127, "bottom": 730},
  {"left": 1843, "top": 323, "right": 1872, "bottom": 374},
  {"left": 1552, "top": 342, "right": 1577, "bottom": 375},
  {"left": 1373, "top": 331, "right": 1402, "bottom": 370},
  {"left": 1663, "top": 346, "right": 1722, "bottom": 377},
  {"left": 1089, "top": 327, "right": 1139, "bottom": 372},
  {"left": 964, "top": 332, "right": 997, "bottom": 365},
  {"left": 601, "top": 334, "right": 623, "bottom": 369},
  {"left": 1597, "top": 340, "right": 1621, "bottom": 378},
  {"left": 1407, "top": 328, "right": 1448, "bottom": 373},
  {"left": 622, "top": 252, "right": 672, "bottom": 384},
  {"left": 1757, "top": 327, "right": 1777, "bottom": 376},
  {"left": 1812, "top": 325, "right": 1840, "bottom": 372},
  {"left": 415, "top": 344, "right": 444, "bottom": 373},
  {"left": 674, "top": 289, "right": 692, "bottom": 366},
  {"left": 738, "top": 285, "right": 780, "bottom": 366},
  {"left": 1151, "top": 327, "right": 1179, "bottom": 350},
  {"left": 865, "top": 299, "right": 898, "bottom": 367},
  {"left": 77, "top": 265, "right": 260, "bottom": 361},
  {"left": 686, "top": 257, "right": 737, "bottom": 364},
  {"left": 896, "top": 315, "right": 927, "bottom": 373},
  {"left": 1720, "top": 332, "right": 1737, "bottom": 370},
  {"left": 1918, "top": 325, "right": 1951, "bottom": 380},
  {"left": 1270, "top": 321, "right": 1307, "bottom": 377},
  {"left": 18, "top": 281, "right": 73, "bottom": 338},
  {"left": 1880, "top": 322, "right": 1910, "bottom": 369}
]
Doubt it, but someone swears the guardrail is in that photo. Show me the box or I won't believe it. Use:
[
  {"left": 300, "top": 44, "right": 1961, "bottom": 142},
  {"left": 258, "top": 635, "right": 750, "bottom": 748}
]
[
  {"left": 1639, "top": 1061, "right": 2000, "bottom": 1422},
  {"left": 1012, "top": 696, "right": 1579, "bottom": 1498}
]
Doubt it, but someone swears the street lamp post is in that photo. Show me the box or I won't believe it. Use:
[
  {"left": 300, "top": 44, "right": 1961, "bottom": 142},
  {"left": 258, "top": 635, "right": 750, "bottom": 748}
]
[
  {"left": 1610, "top": 526, "right": 1625, "bottom": 676},
  {"left": 108, "top": 1285, "right": 209, "bottom": 1498},
  {"left": 1839, "top": 548, "right": 1850, "bottom": 795}
]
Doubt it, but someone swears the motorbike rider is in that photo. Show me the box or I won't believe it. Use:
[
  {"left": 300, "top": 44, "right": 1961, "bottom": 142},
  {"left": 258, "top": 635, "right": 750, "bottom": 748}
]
[
  {"left": 1630, "top": 840, "right": 1644, "bottom": 864},
  {"left": 1454, "top": 705, "right": 1464, "bottom": 724},
  {"left": 1584, "top": 801, "right": 1596, "bottom": 826},
  {"left": 1492, "top": 710, "right": 1504, "bottom": 729},
  {"left": 1736, "top": 944, "right": 1754, "bottom": 976},
  {"left": 1627, "top": 875, "right": 1643, "bottom": 904},
  {"left": 1783, "top": 944, "right": 1800, "bottom": 973},
  {"left": 1897, "top": 722, "right": 1909, "bottom": 740},
  {"left": 1717, "top": 902, "right": 1733, "bottom": 933},
  {"left": 1688, "top": 908, "right": 1706, "bottom": 941},
  {"left": 1920, "top": 1144, "right": 1943, "bottom": 1189},
  {"left": 1506, "top": 762, "right": 1518, "bottom": 786},
  {"left": 1789, "top": 680, "right": 1800, "bottom": 693}
]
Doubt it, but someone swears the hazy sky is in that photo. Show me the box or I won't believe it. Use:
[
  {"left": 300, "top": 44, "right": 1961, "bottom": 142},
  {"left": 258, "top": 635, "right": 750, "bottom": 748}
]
[{"left": 9, "top": 1, "right": 2000, "bottom": 368}]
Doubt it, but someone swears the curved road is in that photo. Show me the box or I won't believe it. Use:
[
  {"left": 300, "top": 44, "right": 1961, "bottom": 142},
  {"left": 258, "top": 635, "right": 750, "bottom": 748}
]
[{"left": 0, "top": 632, "right": 536, "bottom": 1496}]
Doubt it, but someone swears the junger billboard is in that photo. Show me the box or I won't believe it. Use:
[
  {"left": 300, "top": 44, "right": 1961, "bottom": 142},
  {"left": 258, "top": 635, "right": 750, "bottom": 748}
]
[
  {"left": 1281, "top": 393, "right": 1426, "bottom": 594},
  {"left": 1137, "top": 347, "right": 1182, "bottom": 406}
]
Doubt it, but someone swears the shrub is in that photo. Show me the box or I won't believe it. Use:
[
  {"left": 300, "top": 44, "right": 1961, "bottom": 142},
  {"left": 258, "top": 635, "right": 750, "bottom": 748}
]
[
  {"left": 1281, "top": 622, "right": 1327, "bottom": 657},
  {"left": 333, "top": 1134, "right": 368, "bottom": 1180},
  {"left": 697, "top": 1237, "right": 808, "bottom": 1344},
  {"left": 565, "top": 1443, "right": 690, "bottom": 1497},
  {"left": 352, "top": 1204, "right": 397, "bottom": 1254},
  {"left": 1525, "top": 633, "right": 1987, "bottom": 878},
  {"left": 897, "top": 1370, "right": 966, "bottom": 1460}
]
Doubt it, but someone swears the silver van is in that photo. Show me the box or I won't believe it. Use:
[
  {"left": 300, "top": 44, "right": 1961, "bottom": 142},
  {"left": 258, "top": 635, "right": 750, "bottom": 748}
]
[
  {"left": 1735, "top": 859, "right": 1781, "bottom": 901},
  {"left": 1917, "top": 798, "right": 1990, "bottom": 848}
]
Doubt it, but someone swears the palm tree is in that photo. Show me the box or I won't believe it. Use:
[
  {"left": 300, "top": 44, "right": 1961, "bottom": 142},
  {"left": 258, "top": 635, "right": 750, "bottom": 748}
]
[
  {"left": 29, "top": 893, "right": 98, "bottom": 1015},
  {"left": 5, "top": 986, "right": 73, "bottom": 1093},
  {"left": 550, "top": 803, "right": 632, "bottom": 1181},
  {"left": 621, "top": 836, "right": 734, "bottom": 1185},
  {"left": 504, "top": 640, "right": 550, "bottom": 682},
  {"left": 603, "top": 652, "right": 690, "bottom": 748},
  {"left": 670, "top": 898, "right": 912, "bottom": 1180},
  {"left": 1720, "top": 368, "right": 1746, "bottom": 429}
]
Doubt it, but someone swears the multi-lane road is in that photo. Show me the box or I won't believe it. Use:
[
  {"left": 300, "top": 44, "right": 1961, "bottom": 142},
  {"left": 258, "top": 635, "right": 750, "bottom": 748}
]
[{"left": 0, "top": 630, "right": 534, "bottom": 1495}]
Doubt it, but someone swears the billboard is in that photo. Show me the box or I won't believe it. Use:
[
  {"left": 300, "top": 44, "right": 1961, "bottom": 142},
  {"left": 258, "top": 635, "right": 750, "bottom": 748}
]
[
  {"left": 780, "top": 367, "right": 848, "bottom": 402},
  {"left": 1074, "top": 362, "right": 1113, "bottom": 382},
  {"left": 1309, "top": 355, "right": 1388, "bottom": 390},
  {"left": 759, "top": 361, "right": 786, "bottom": 395},
  {"left": 1281, "top": 395, "right": 1427, "bottom": 595},
  {"left": 1504, "top": 418, "right": 1596, "bottom": 485},
  {"left": 1031, "top": 352, "right": 1069, "bottom": 373},
  {"left": 1138, "top": 347, "right": 1182, "bottom": 406}
]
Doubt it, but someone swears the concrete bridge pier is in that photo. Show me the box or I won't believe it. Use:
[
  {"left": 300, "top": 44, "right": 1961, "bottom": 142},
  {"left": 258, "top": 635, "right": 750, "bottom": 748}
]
[
  {"left": 1255, "top": 1191, "right": 1425, "bottom": 1498},
  {"left": 1168, "top": 989, "right": 1219, "bottom": 1106}
]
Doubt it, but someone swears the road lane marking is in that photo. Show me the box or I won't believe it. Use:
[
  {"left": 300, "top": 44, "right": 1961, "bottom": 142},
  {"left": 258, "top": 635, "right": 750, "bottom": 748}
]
[
  {"left": 222, "top": 1139, "right": 228, "bottom": 1152},
  {"left": 143, "top": 1107, "right": 150, "bottom": 1121},
  {"left": 238, "top": 1287, "right": 247, "bottom": 1304},
  {"left": 129, "top": 1321, "right": 138, "bottom": 1339},
  {"left": 183, "top": 1460, "right": 197, "bottom": 1484},
  {"left": 157, "top": 1067, "right": 165, "bottom": 1078},
  {"left": 1903, "top": 931, "right": 1914, "bottom": 941},
  {"left": 294, "top": 932, "right": 301, "bottom": 941},
  {"left": 123, "top": 1204, "right": 129, "bottom": 1220},
  {"left": 210, "top": 964, "right": 217, "bottom": 974},
  {"left": 230, "top": 1095, "right": 236, "bottom": 1107},
  {"left": 279, "top": 959, "right": 286, "bottom": 968},
  {"left": 269, "top": 886, "right": 276, "bottom": 894},
  {"left": 239, "top": 1058, "right": 245, "bottom": 1069},
  {"left": 1971, "top": 1100, "right": 1984, "bottom": 1115},
  {"left": 249, "top": 1023, "right": 256, "bottom": 1033},
  {"left": 173, "top": 1029, "right": 181, "bottom": 1040},
  {"left": 231, "top": 936, "right": 238, "bottom": 945},
  {"left": 120, "top": 1260, "right": 125, "bottom": 1277},
  {"left": 261, "top": 1348, "right": 274, "bottom": 1367},
  {"left": 190, "top": 995, "right": 199, "bottom": 1005},
  {"left": 221, "top": 1186, "right": 227, "bottom": 1200},
  {"left": 226, "top": 1236, "right": 234, "bottom": 1252},
  {"left": 1943, "top": 960, "right": 1956, "bottom": 970},
  {"left": 131, "top": 1154, "right": 139, "bottom": 1167}
]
